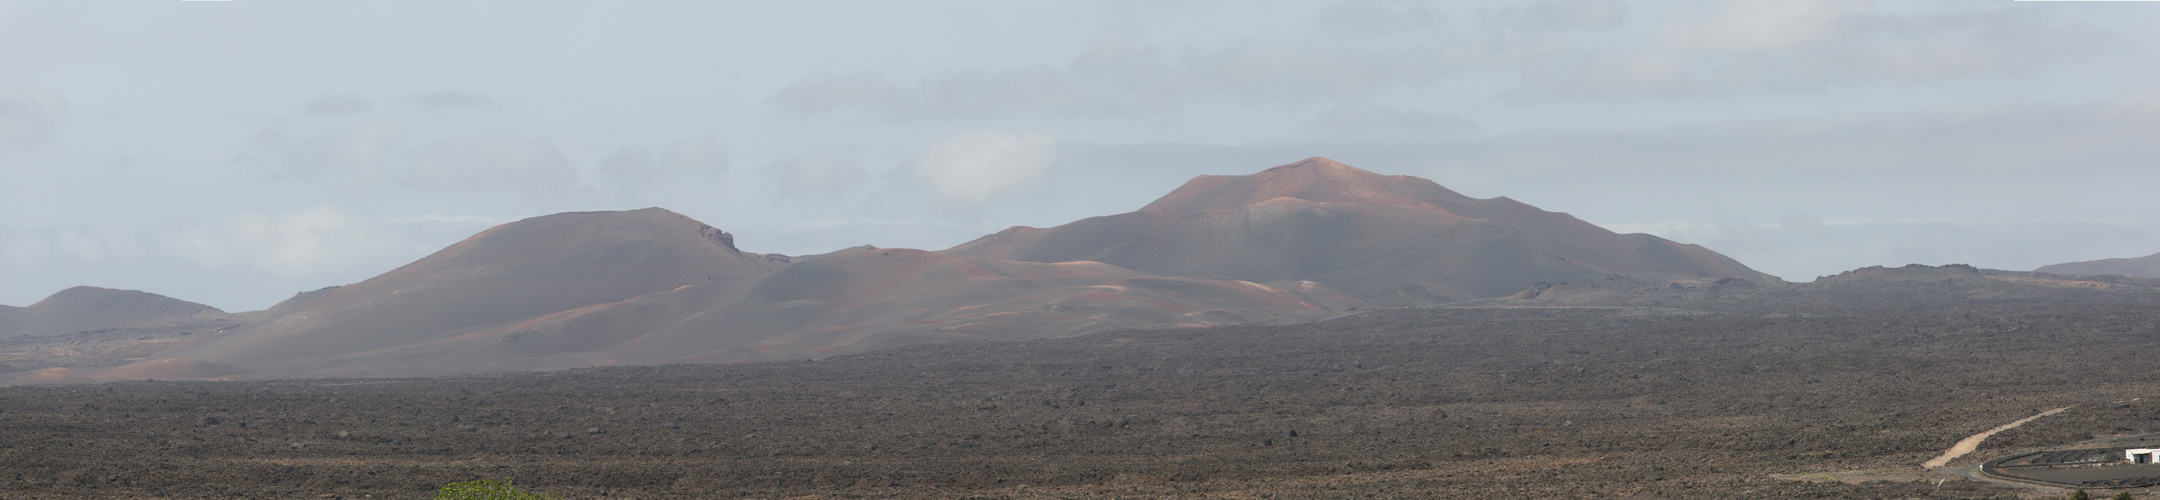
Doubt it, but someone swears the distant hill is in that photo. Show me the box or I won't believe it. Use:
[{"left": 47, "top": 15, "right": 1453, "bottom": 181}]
[
  {"left": 0, "top": 286, "right": 228, "bottom": 337},
  {"left": 943, "top": 157, "right": 1781, "bottom": 304},
  {"left": 136, "top": 211, "right": 1335, "bottom": 378},
  {"left": 157, "top": 208, "right": 786, "bottom": 370},
  {"left": 2035, "top": 251, "right": 2160, "bottom": 278}
]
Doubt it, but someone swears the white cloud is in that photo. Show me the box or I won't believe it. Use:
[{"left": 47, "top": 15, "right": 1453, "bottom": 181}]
[
  {"left": 1, "top": 228, "right": 52, "bottom": 270},
  {"left": 1484, "top": 0, "right": 1629, "bottom": 33},
  {"left": 914, "top": 131, "right": 1055, "bottom": 206},
  {"left": 1302, "top": 106, "right": 1477, "bottom": 137},
  {"left": 1662, "top": 0, "right": 1862, "bottom": 55},
  {"left": 249, "top": 117, "right": 406, "bottom": 181},
  {"left": 598, "top": 145, "right": 658, "bottom": 197},
  {"left": 764, "top": 1, "right": 2130, "bottom": 119},
  {"left": 656, "top": 136, "right": 728, "bottom": 175},
  {"left": 1503, "top": 2, "right": 2132, "bottom": 103},
  {"left": 599, "top": 136, "right": 729, "bottom": 202},
  {"left": 0, "top": 90, "right": 67, "bottom": 148},
  {"left": 300, "top": 92, "right": 372, "bottom": 117},
  {"left": 768, "top": 72, "right": 910, "bottom": 117},
  {"left": 2107, "top": 89, "right": 2160, "bottom": 122},
  {"left": 403, "top": 90, "right": 494, "bottom": 111},
  {"left": 399, "top": 132, "right": 576, "bottom": 192},
  {"left": 217, "top": 207, "right": 391, "bottom": 275},
  {"left": 236, "top": 93, "right": 591, "bottom": 198},
  {"left": 770, "top": 32, "right": 1457, "bottom": 120},
  {"left": 1317, "top": 0, "right": 1442, "bottom": 35},
  {"left": 764, "top": 155, "right": 866, "bottom": 199}
]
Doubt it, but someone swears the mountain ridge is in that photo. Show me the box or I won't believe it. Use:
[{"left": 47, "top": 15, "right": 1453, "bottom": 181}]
[
  {"left": 944, "top": 157, "right": 1781, "bottom": 304},
  {"left": 2035, "top": 251, "right": 2160, "bottom": 279},
  {"left": 59, "top": 157, "right": 1785, "bottom": 380}
]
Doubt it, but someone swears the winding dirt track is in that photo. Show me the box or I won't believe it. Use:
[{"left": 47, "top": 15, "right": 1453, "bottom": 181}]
[{"left": 1924, "top": 406, "right": 2073, "bottom": 469}]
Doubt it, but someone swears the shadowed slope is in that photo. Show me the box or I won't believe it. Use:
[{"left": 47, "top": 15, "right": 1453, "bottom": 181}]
[
  {"left": 159, "top": 208, "right": 783, "bottom": 366},
  {"left": 194, "top": 248, "right": 1336, "bottom": 378},
  {"left": 620, "top": 248, "right": 1332, "bottom": 364},
  {"left": 2037, "top": 251, "right": 2160, "bottom": 279},
  {"left": 943, "top": 157, "right": 1779, "bottom": 304},
  {"left": 0, "top": 286, "right": 228, "bottom": 337}
]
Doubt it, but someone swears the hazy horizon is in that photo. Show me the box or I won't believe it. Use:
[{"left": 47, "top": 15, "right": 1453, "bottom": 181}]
[{"left": 6, "top": 0, "right": 2160, "bottom": 311}]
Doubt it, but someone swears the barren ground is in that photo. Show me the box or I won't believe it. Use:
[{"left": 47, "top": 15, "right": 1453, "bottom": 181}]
[{"left": 5, "top": 278, "right": 2160, "bottom": 498}]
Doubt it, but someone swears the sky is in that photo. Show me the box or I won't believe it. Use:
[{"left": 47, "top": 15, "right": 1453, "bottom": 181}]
[{"left": 4, "top": 0, "right": 2160, "bottom": 311}]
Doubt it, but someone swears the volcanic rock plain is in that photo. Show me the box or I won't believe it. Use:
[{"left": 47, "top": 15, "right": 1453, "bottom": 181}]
[{"left": 6, "top": 266, "right": 2160, "bottom": 498}]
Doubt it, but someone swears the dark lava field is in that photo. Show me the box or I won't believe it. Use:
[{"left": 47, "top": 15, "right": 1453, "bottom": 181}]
[{"left": 6, "top": 267, "right": 2160, "bottom": 499}]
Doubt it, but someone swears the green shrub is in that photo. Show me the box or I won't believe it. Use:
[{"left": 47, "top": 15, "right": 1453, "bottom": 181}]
[{"left": 434, "top": 479, "right": 557, "bottom": 500}]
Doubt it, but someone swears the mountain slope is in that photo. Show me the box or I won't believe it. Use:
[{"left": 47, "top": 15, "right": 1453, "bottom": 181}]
[
  {"left": 943, "top": 157, "right": 1780, "bottom": 304},
  {"left": 150, "top": 247, "right": 1333, "bottom": 378},
  {"left": 134, "top": 211, "right": 1337, "bottom": 378},
  {"left": 0, "top": 286, "right": 228, "bottom": 337},
  {"left": 2036, "top": 251, "right": 2160, "bottom": 279},
  {"left": 159, "top": 208, "right": 785, "bottom": 365}
]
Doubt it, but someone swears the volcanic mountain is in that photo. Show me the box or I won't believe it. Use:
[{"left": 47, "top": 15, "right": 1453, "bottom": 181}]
[
  {"left": 2036, "top": 251, "right": 2160, "bottom": 279},
  {"left": 113, "top": 158, "right": 1780, "bottom": 379},
  {"left": 943, "top": 157, "right": 1781, "bottom": 304},
  {"left": 156, "top": 208, "right": 787, "bottom": 367},
  {"left": 0, "top": 286, "right": 229, "bottom": 337},
  {"left": 135, "top": 210, "right": 1332, "bottom": 378}
]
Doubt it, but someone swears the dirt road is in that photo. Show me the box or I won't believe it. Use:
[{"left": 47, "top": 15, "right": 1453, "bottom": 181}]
[{"left": 1923, "top": 406, "right": 2072, "bottom": 469}]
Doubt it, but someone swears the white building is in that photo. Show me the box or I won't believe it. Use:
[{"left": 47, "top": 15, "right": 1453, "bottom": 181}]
[{"left": 2126, "top": 448, "right": 2160, "bottom": 464}]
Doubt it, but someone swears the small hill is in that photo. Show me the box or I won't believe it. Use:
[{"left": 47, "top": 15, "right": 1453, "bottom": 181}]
[
  {"left": 943, "top": 157, "right": 1781, "bottom": 305},
  {"left": 159, "top": 208, "right": 786, "bottom": 366},
  {"left": 2035, "top": 251, "right": 2160, "bottom": 279},
  {"left": 0, "top": 286, "right": 228, "bottom": 337}
]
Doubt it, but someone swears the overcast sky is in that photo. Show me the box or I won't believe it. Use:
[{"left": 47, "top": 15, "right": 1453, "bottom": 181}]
[{"left": 4, "top": 0, "right": 2160, "bottom": 311}]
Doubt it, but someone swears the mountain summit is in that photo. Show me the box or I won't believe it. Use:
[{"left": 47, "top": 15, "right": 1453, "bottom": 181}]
[
  {"left": 1139, "top": 157, "right": 1478, "bottom": 215},
  {"left": 944, "top": 157, "right": 1781, "bottom": 303}
]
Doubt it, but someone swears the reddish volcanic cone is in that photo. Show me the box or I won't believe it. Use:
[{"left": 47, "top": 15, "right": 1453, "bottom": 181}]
[
  {"left": 161, "top": 208, "right": 784, "bottom": 371},
  {"left": 943, "top": 157, "right": 1781, "bottom": 304}
]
